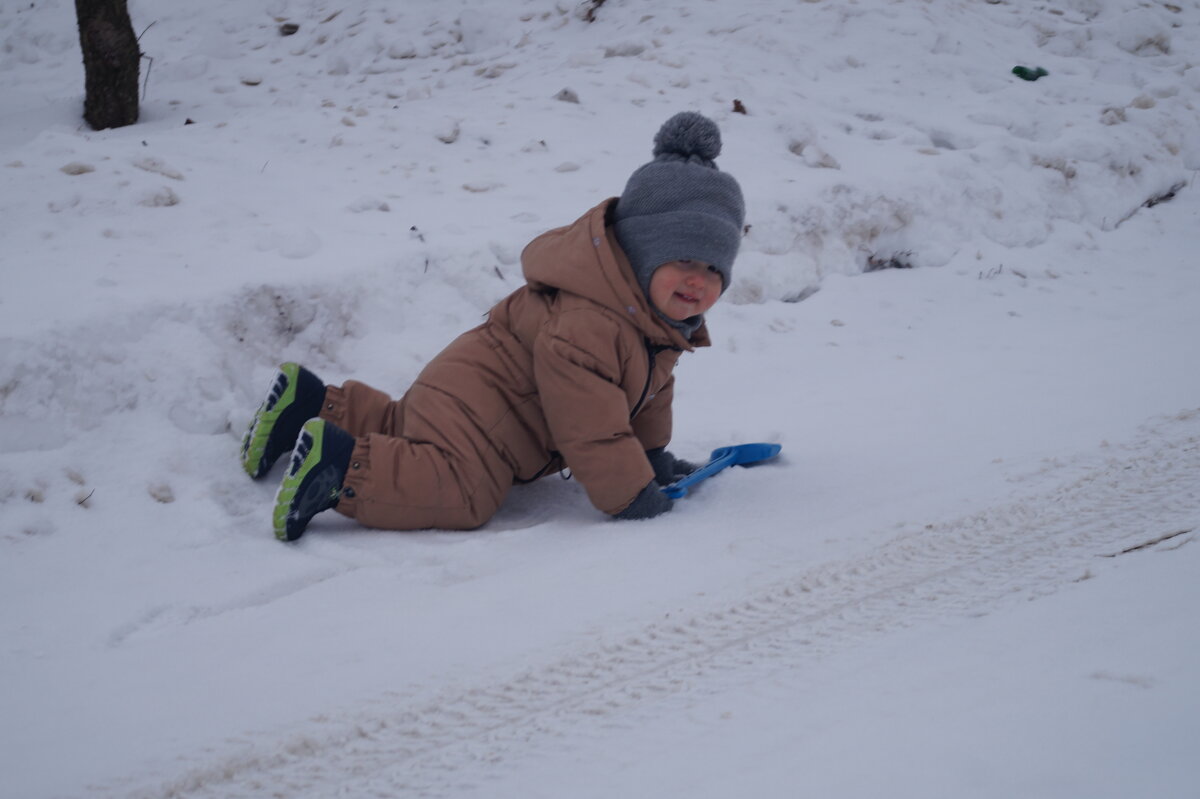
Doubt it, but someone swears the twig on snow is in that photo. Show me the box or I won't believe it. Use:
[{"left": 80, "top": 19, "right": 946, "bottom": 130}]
[{"left": 1100, "top": 528, "right": 1193, "bottom": 557}]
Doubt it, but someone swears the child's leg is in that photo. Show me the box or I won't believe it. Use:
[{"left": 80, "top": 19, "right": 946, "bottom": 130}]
[
  {"left": 322, "top": 383, "right": 514, "bottom": 530},
  {"left": 319, "top": 379, "right": 407, "bottom": 437},
  {"left": 335, "top": 434, "right": 512, "bottom": 530}
]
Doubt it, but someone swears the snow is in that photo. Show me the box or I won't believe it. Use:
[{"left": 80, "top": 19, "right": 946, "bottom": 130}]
[{"left": 1, "top": 0, "right": 1198, "bottom": 796}]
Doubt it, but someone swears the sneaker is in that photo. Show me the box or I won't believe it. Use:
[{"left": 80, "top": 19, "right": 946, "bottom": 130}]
[
  {"left": 273, "top": 419, "right": 355, "bottom": 542},
  {"left": 240, "top": 362, "right": 325, "bottom": 479}
]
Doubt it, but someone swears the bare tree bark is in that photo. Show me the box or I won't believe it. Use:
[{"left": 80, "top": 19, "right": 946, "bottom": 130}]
[{"left": 74, "top": 0, "right": 140, "bottom": 130}]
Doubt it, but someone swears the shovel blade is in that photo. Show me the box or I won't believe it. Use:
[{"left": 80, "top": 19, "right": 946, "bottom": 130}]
[{"left": 711, "top": 442, "right": 782, "bottom": 466}]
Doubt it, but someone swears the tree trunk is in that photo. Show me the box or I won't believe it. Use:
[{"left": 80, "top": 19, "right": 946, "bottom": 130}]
[{"left": 75, "top": 0, "right": 140, "bottom": 130}]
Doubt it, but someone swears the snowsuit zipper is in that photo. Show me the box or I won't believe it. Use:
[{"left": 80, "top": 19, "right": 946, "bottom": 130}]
[{"left": 629, "top": 339, "right": 675, "bottom": 420}]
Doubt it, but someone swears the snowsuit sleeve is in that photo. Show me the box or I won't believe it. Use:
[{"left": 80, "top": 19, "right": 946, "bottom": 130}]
[{"left": 533, "top": 308, "right": 657, "bottom": 515}]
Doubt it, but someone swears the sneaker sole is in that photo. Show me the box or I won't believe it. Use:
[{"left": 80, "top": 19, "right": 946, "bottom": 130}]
[
  {"left": 240, "top": 363, "right": 302, "bottom": 479},
  {"left": 273, "top": 419, "right": 326, "bottom": 541}
]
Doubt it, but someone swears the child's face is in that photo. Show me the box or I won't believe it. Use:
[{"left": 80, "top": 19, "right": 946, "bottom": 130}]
[{"left": 649, "top": 259, "right": 723, "bottom": 320}]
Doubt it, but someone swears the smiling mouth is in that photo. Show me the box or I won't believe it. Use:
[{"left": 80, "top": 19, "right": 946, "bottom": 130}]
[{"left": 675, "top": 292, "right": 700, "bottom": 304}]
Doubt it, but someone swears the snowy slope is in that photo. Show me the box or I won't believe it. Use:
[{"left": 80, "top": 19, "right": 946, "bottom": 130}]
[{"left": 1, "top": 0, "right": 1199, "bottom": 796}]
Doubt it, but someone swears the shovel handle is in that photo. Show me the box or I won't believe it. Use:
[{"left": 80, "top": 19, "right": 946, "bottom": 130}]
[
  {"left": 661, "top": 451, "right": 736, "bottom": 499},
  {"left": 661, "top": 443, "right": 781, "bottom": 499}
]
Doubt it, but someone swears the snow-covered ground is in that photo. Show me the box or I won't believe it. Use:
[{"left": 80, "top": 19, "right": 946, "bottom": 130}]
[{"left": 2, "top": 0, "right": 1198, "bottom": 796}]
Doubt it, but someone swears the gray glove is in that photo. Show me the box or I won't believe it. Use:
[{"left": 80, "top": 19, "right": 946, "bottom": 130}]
[
  {"left": 613, "top": 481, "right": 674, "bottom": 521},
  {"left": 645, "top": 447, "right": 700, "bottom": 487}
]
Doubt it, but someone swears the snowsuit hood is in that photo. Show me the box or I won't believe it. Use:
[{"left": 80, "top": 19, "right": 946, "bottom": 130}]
[{"left": 521, "top": 199, "right": 710, "bottom": 352}]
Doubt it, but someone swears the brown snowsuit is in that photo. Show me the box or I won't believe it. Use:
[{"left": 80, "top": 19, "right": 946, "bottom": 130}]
[{"left": 321, "top": 199, "right": 709, "bottom": 530}]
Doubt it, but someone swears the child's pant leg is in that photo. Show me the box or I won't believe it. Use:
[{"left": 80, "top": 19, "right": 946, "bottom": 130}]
[
  {"left": 321, "top": 381, "right": 513, "bottom": 530},
  {"left": 319, "top": 379, "right": 405, "bottom": 437}
]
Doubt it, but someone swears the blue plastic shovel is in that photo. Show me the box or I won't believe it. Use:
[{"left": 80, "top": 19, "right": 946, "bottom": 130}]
[{"left": 662, "top": 442, "right": 782, "bottom": 499}]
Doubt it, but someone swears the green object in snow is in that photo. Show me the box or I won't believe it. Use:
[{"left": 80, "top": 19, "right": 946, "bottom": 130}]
[{"left": 1012, "top": 66, "right": 1049, "bottom": 81}]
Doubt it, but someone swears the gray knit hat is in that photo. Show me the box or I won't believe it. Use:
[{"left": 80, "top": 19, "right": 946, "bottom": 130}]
[{"left": 614, "top": 112, "right": 745, "bottom": 298}]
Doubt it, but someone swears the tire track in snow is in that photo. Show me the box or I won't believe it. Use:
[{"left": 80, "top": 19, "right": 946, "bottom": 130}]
[{"left": 123, "top": 410, "right": 1200, "bottom": 798}]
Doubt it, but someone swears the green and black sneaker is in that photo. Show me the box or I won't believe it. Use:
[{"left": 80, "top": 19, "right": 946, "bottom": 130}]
[
  {"left": 273, "top": 418, "right": 355, "bottom": 542},
  {"left": 240, "top": 362, "right": 326, "bottom": 479}
]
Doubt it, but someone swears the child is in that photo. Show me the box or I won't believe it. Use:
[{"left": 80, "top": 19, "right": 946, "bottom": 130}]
[{"left": 240, "top": 112, "right": 745, "bottom": 541}]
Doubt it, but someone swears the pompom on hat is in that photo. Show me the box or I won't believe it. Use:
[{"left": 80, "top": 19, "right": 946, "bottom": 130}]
[{"left": 614, "top": 112, "right": 745, "bottom": 299}]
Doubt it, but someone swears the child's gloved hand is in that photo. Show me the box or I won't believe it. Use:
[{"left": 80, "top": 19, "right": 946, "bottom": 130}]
[
  {"left": 613, "top": 481, "right": 674, "bottom": 520},
  {"left": 645, "top": 447, "right": 700, "bottom": 486}
]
